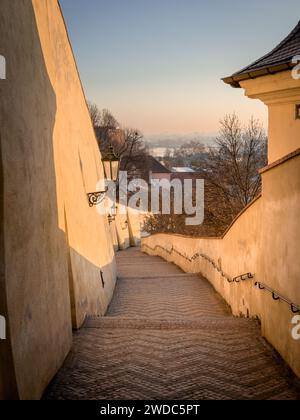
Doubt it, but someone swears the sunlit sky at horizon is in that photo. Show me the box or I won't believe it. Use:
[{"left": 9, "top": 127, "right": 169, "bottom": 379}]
[{"left": 60, "top": 0, "right": 300, "bottom": 138}]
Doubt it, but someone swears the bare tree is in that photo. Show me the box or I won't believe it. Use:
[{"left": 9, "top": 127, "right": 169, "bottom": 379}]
[
  {"left": 203, "top": 114, "right": 267, "bottom": 216},
  {"left": 117, "top": 129, "right": 147, "bottom": 169},
  {"left": 99, "top": 109, "right": 119, "bottom": 130},
  {"left": 93, "top": 108, "right": 120, "bottom": 152},
  {"left": 163, "top": 149, "right": 173, "bottom": 170},
  {"left": 143, "top": 114, "right": 267, "bottom": 237},
  {"left": 87, "top": 103, "right": 149, "bottom": 177},
  {"left": 87, "top": 101, "right": 102, "bottom": 129}
]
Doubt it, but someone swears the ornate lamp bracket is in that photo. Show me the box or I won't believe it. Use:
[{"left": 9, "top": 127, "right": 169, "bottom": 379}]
[{"left": 87, "top": 187, "right": 108, "bottom": 207}]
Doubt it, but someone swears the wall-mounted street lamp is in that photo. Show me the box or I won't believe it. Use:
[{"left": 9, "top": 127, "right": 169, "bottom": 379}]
[
  {"left": 108, "top": 214, "right": 116, "bottom": 224},
  {"left": 102, "top": 145, "right": 120, "bottom": 183},
  {"left": 122, "top": 220, "right": 128, "bottom": 230},
  {"left": 87, "top": 145, "right": 120, "bottom": 207}
]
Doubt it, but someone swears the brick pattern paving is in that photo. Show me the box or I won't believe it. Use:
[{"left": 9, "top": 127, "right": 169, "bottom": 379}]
[{"left": 45, "top": 248, "right": 300, "bottom": 400}]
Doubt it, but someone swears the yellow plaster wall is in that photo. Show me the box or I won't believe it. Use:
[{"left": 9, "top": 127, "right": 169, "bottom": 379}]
[
  {"left": 240, "top": 71, "right": 300, "bottom": 163},
  {"left": 0, "top": 0, "right": 116, "bottom": 399},
  {"left": 142, "top": 154, "right": 300, "bottom": 377}
]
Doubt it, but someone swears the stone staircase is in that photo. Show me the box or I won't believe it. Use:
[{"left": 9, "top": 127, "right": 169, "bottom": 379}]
[{"left": 44, "top": 248, "right": 300, "bottom": 400}]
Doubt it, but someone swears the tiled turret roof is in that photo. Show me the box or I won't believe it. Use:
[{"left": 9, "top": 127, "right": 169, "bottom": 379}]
[{"left": 223, "top": 21, "right": 300, "bottom": 87}]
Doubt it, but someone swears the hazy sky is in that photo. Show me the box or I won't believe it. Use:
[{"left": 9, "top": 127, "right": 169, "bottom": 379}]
[{"left": 60, "top": 0, "right": 300, "bottom": 136}]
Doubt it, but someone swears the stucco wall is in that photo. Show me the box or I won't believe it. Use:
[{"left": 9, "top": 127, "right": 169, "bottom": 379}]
[
  {"left": 115, "top": 205, "right": 130, "bottom": 250},
  {"left": 108, "top": 207, "right": 141, "bottom": 251},
  {"left": 109, "top": 220, "right": 119, "bottom": 252},
  {"left": 35, "top": 0, "right": 117, "bottom": 327},
  {"left": 127, "top": 209, "right": 141, "bottom": 247},
  {"left": 240, "top": 71, "right": 300, "bottom": 164},
  {"left": 0, "top": 0, "right": 116, "bottom": 399},
  {"left": 142, "top": 154, "right": 300, "bottom": 377},
  {"left": 260, "top": 153, "right": 300, "bottom": 374}
]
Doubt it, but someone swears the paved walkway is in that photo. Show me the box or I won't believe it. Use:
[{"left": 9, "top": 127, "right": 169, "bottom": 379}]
[{"left": 45, "top": 248, "right": 300, "bottom": 400}]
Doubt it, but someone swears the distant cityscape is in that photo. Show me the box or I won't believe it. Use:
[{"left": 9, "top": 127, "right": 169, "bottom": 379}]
[{"left": 145, "top": 133, "right": 216, "bottom": 158}]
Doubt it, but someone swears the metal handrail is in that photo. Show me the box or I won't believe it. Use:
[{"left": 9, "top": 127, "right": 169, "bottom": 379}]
[
  {"left": 254, "top": 281, "right": 300, "bottom": 314},
  {"left": 142, "top": 243, "right": 250, "bottom": 284},
  {"left": 142, "top": 243, "right": 300, "bottom": 314},
  {"left": 233, "top": 273, "right": 254, "bottom": 282}
]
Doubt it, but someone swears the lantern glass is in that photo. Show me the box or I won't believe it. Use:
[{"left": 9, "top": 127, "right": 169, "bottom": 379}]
[
  {"left": 102, "top": 146, "right": 120, "bottom": 182},
  {"left": 111, "top": 159, "right": 120, "bottom": 182}
]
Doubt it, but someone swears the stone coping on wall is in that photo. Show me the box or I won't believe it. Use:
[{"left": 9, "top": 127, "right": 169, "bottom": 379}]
[{"left": 260, "top": 147, "right": 300, "bottom": 175}]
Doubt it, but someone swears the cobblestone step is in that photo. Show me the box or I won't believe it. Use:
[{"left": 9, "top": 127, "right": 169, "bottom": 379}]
[
  {"left": 85, "top": 316, "right": 261, "bottom": 331},
  {"left": 118, "top": 273, "right": 200, "bottom": 279},
  {"left": 44, "top": 248, "right": 300, "bottom": 400}
]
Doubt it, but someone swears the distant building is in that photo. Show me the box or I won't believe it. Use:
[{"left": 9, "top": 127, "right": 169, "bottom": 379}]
[
  {"left": 148, "top": 156, "right": 172, "bottom": 182},
  {"left": 172, "top": 167, "right": 195, "bottom": 173},
  {"left": 124, "top": 155, "right": 171, "bottom": 182},
  {"left": 95, "top": 127, "right": 125, "bottom": 149}
]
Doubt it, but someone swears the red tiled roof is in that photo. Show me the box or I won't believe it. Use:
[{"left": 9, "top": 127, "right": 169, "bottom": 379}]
[{"left": 148, "top": 156, "right": 171, "bottom": 173}]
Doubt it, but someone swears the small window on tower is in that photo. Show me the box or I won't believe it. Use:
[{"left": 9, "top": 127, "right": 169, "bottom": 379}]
[{"left": 296, "top": 104, "right": 300, "bottom": 120}]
